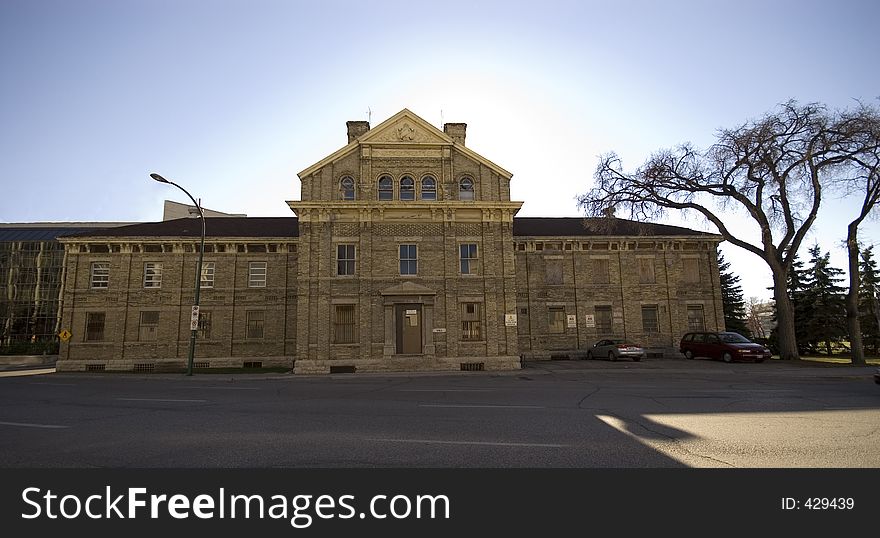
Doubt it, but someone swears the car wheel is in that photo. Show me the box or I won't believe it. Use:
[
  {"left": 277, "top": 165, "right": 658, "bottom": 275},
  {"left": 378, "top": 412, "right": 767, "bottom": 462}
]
[
  {"left": 633, "top": 356, "right": 641, "bottom": 362},
  {"left": 684, "top": 350, "right": 694, "bottom": 360},
  {"left": 609, "top": 351, "right": 617, "bottom": 362},
  {"left": 756, "top": 358, "right": 765, "bottom": 363},
  {"left": 722, "top": 352, "right": 733, "bottom": 363}
]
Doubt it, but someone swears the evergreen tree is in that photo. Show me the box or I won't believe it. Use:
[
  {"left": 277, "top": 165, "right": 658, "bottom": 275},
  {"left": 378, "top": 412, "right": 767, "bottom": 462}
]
[
  {"left": 859, "top": 246, "right": 880, "bottom": 355},
  {"left": 802, "top": 245, "right": 847, "bottom": 355},
  {"left": 718, "top": 252, "right": 751, "bottom": 338}
]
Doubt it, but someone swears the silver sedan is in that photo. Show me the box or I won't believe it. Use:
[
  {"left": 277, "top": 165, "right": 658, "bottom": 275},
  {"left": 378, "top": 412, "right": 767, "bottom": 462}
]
[{"left": 586, "top": 339, "right": 645, "bottom": 362}]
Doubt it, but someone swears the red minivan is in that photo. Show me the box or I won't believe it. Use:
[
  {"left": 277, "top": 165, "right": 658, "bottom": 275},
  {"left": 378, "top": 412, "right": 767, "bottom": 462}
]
[{"left": 679, "top": 331, "right": 771, "bottom": 363}]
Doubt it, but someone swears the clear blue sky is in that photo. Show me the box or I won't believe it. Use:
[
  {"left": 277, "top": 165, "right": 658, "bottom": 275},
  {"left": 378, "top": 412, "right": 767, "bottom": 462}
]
[{"left": 2, "top": 0, "right": 878, "bottom": 300}]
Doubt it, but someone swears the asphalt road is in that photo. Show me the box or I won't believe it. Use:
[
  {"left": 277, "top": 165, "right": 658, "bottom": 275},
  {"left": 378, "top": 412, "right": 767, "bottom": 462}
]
[{"left": 1, "top": 359, "right": 878, "bottom": 468}]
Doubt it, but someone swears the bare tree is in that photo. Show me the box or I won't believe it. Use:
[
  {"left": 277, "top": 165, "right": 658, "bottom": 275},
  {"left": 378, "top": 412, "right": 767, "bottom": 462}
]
[
  {"left": 832, "top": 103, "right": 880, "bottom": 365},
  {"left": 578, "top": 102, "right": 858, "bottom": 361}
]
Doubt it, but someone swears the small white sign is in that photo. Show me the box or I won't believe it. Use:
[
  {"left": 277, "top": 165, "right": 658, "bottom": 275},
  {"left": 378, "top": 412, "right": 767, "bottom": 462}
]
[
  {"left": 584, "top": 314, "right": 595, "bottom": 328},
  {"left": 505, "top": 314, "right": 518, "bottom": 327},
  {"left": 432, "top": 328, "right": 447, "bottom": 333},
  {"left": 567, "top": 314, "right": 577, "bottom": 328}
]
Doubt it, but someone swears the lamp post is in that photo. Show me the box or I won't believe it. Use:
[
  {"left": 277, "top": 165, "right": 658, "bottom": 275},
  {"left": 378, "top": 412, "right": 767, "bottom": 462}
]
[{"left": 150, "top": 173, "right": 205, "bottom": 376}]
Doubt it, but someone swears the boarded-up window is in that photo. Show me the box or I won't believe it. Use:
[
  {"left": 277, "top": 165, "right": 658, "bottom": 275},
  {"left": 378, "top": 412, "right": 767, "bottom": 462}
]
[
  {"left": 461, "top": 303, "right": 482, "bottom": 341},
  {"left": 683, "top": 258, "right": 701, "bottom": 283},
  {"left": 138, "top": 311, "right": 159, "bottom": 341},
  {"left": 548, "top": 307, "right": 565, "bottom": 334},
  {"left": 638, "top": 258, "right": 656, "bottom": 284},
  {"left": 595, "top": 306, "right": 612, "bottom": 333},
  {"left": 687, "top": 305, "right": 705, "bottom": 331},
  {"left": 641, "top": 305, "right": 659, "bottom": 333},
  {"left": 593, "top": 258, "right": 610, "bottom": 284},
  {"left": 197, "top": 311, "right": 212, "bottom": 339},
  {"left": 545, "top": 259, "right": 563, "bottom": 285},
  {"left": 334, "top": 305, "right": 357, "bottom": 344}
]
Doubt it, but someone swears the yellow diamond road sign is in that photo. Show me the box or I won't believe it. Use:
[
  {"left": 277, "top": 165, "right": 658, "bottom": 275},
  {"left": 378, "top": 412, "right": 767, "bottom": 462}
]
[{"left": 59, "top": 329, "right": 72, "bottom": 342}]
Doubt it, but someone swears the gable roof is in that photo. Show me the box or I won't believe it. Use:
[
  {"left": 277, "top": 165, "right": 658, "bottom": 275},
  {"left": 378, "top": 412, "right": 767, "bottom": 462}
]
[
  {"left": 59, "top": 217, "right": 299, "bottom": 239},
  {"left": 298, "top": 108, "right": 512, "bottom": 178},
  {"left": 512, "top": 217, "right": 718, "bottom": 238}
]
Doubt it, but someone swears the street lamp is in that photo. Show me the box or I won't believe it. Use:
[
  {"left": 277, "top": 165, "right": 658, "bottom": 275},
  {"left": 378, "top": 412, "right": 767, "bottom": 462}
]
[{"left": 150, "top": 173, "right": 205, "bottom": 376}]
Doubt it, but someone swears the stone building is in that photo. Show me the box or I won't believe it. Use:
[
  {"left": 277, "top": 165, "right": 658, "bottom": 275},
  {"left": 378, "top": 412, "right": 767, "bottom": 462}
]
[{"left": 56, "top": 109, "right": 723, "bottom": 373}]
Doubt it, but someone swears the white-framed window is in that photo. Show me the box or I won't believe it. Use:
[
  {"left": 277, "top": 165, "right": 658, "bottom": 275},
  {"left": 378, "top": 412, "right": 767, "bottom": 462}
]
[
  {"left": 143, "top": 262, "right": 162, "bottom": 288},
  {"left": 138, "top": 311, "right": 159, "bottom": 341},
  {"left": 548, "top": 307, "right": 565, "bottom": 334},
  {"left": 337, "top": 244, "right": 356, "bottom": 276},
  {"left": 461, "top": 302, "right": 482, "bottom": 341},
  {"left": 90, "top": 262, "right": 109, "bottom": 289},
  {"left": 248, "top": 262, "right": 266, "bottom": 288},
  {"left": 333, "top": 304, "right": 357, "bottom": 344},
  {"left": 400, "top": 176, "right": 415, "bottom": 200},
  {"left": 378, "top": 175, "right": 393, "bottom": 201},
  {"left": 399, "top": 244, "right": 417, "bottom": 275},
  {"left": 459, "top": 177, "right": 475, "bottom": 200},
  {"left": 421, "top": 176, "right": 436, "bottom": 200},
  {"left": 246, "top": 310, "right": 264, "bottom": 339},
  {"left": 459, "top": 243, "right": 478, "bottom": 275},
  {"left": 687, "top": 304, "right": 706, "bottom": 331},
  {"left": 200, "top": 262, "right": 215, "bottom": 288},
  {"left": 340, "top": 176, "right": 355, "bottom": 200},
  {"left": 642, "top": 305, "right": 659, "bottom": 333}
]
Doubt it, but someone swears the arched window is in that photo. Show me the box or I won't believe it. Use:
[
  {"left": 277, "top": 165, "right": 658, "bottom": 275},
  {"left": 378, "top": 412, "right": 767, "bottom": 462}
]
[
  {"left": 400, "top": 176, "right": 415, "bottom": 201},
  {"left": 459, "top": 177, "right": 475, "bottom": 201},
  {"left": 339, "top": 176, "right": 355, "bottom": 200},
  {"left": 421, "top": 176, "right": 436, "bottom": 200},
  {"left": 378, "top": 175, "right": 393, "bottom": 201}
]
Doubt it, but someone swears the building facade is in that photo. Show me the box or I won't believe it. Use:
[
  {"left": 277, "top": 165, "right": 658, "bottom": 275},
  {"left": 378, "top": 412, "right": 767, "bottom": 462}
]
[{"left": 56, "top": 109, "right": 723, "bottom": 373}]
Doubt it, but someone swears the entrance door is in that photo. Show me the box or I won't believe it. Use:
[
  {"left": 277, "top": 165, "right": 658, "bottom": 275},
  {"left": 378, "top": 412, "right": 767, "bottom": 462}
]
[{"left": 395, "top": 304, "right": 422, "bottom": 354}]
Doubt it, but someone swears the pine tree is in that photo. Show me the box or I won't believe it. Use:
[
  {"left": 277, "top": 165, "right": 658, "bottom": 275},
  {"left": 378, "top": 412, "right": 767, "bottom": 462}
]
[
  {"left": 859, "top": 246, "right": 880, "bottom": 355},
  {"left": 802, "top": 245, "right": 847, "bottom": 355},
  {"left": 718, "top": 253, "right": 751, "bottom": 338}
]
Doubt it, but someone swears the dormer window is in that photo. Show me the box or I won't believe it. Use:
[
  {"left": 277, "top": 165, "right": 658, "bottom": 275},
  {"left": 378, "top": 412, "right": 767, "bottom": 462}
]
[
  {"left": 459, "top": 177, "right": 475, "bottom": 201},
  {"left": 339, "top": 176, "right": 355, "bottom": 200},
  {"left": 421, "top": 176, "right": 436, "bottom": 200},
  {"left": 400, "top": 176, "right": 415, "bottom": 201},
  {"left": 378, "top": 175, "right": 393, "bottom": 201}
]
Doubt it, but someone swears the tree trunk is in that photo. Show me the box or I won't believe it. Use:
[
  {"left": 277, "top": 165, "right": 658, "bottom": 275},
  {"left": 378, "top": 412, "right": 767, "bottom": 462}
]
[
  {"left": 846, "top": 224, "right": 866, "bottom": 365},
  {"left": 771, "top": 267, "right": 800, "bottom": 360}
]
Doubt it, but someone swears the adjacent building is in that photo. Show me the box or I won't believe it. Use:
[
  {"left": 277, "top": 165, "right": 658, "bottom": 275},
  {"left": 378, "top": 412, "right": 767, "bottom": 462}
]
[{"left": 54, "top": 109, "right": 724, "bottom": 373}]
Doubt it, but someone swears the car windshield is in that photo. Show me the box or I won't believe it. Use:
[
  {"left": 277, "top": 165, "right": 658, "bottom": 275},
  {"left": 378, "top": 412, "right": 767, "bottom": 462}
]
[{"left": 719, "top": 332, "right": 752, "bottom": 343}]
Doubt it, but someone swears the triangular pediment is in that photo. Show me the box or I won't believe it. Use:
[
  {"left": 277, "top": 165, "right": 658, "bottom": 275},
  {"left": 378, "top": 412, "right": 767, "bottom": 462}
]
[
  {"left": 358, "top": 109, "right": 454, "bottom": 145},
  {"left": 380, "top": 281, "right": 437, "bottom": 296}
]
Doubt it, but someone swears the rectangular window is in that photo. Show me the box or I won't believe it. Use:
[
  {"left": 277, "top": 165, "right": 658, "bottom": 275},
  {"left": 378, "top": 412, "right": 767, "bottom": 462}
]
[
  {"left": 641, "top": 305, "right": 659, "bottom": 333},
  {"left": 337, "top": 244, "right": 356, "bottom": 276},
  {"left": 85, "top": 312, "right": 105, "bottom": 341},
  {"left": 200, "top": 262, "right": 215, "bottom": 288},
  {"left": 687, "top": 305, "right": 706, "bottom": 331},
  {"left": 248, "top": 262, "right": 267, "bottom": 287},
  {"left": 90, "top": 262, "right": 109, "bottom": 289},
  {"left": 683, "top": 258, "right": 701, "bottom": 283},
  {"left": 334, "top": 304, "right": 357, "bottom": 344},
  {"left": 595, "top": 305, "right": 613, "bottom": 333},
  {"left": 593, "top": 258, "right": 610, "bottom": 284},
  {"left": 143, "top": 262, "right": 162, "bottom": 288},
  {"left": 461, "top": 302, "right": 482, "bottom": 341},
  {"left": 545, "top": 259, "right": 563, "bottom": 285},
  {"left": 399, "top": 244, "right": 418, "bottom": 275},
  {"left": 548, "top": 307, "right": 565, "bottom": 334},
  {"left": 246, "top": 310, "right": 265, "bottom": 339},
  {"left": 138, "top": 311, "right": 159, "bottom": 341},
  {"left": 460, "top": 244, "right": 478, "bottom": 275},
  {"left": 638, "top": 257, "right": 656, "bottom": 284},
  {"left": 197, "top": 311, "right": 212, "bottom": 339}
]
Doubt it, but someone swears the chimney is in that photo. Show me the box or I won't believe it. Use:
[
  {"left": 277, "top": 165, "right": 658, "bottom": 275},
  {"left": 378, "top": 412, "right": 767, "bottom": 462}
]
[
  {"left": 346, "top": 120, "right": 370, "bottom": 143},
  {"left": 443, "top": 123, "right": 466, "bottom": 145}
]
